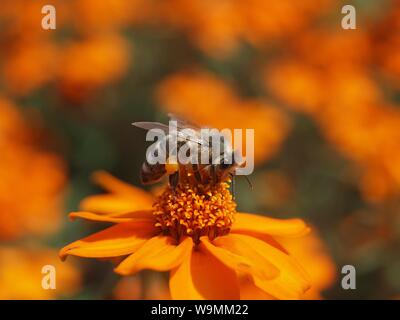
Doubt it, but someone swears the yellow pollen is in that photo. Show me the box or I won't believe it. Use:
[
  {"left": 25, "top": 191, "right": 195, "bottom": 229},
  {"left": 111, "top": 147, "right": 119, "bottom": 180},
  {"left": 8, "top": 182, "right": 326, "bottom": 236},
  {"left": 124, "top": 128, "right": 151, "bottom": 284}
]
[{"left": 153, "top": 182, "right": 236, "bottom": 243}]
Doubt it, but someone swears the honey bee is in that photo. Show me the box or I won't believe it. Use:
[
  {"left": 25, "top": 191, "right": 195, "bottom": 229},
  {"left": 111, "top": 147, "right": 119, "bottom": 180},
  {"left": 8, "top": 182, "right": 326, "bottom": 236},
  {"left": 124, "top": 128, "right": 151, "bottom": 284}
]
[{"left": 132, "top": 114, "right": 244, "bottom": 190}]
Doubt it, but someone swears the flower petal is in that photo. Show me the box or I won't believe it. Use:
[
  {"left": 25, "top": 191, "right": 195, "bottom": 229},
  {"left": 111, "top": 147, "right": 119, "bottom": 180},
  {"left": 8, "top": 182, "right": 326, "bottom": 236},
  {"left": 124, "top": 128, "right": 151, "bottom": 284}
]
[
  {"left": 169, "top": 243, "right": 240, "bottom": 300},
  {"left": 214, "top": 234, "right": 310, "bottom": 299},
  {"left": 79, "top": 171, "right": 154, "bottom": 214},
  {"left": 80, "top": 194, "right": 153, "bottom": 214},
  {"left": 59, "top": 220, "right": 158, "bottom": 260},
  {"left": 69, "top": 210, "right": 154, "bottom": 224},
  {"left": 239, "top": 277, "right": 276, "bottom": 300},
  {"left": 92, "top": 171, "right": 154, "bottom": 199},
  {"left": 232, "top": 213, "right": 310, "bottom": 237},
  {"left": 114, "top": 236, "right": 193, "bottom": 276},
  {"left": 200, "top": 236, "right": 279, "bottom": 281}
]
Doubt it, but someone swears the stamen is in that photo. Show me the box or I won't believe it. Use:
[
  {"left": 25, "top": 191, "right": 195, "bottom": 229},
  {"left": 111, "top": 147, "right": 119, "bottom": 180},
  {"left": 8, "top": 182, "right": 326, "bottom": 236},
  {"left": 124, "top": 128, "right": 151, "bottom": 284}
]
[{"left": 153, "top": 182, "right": 236, "bottom": 243}]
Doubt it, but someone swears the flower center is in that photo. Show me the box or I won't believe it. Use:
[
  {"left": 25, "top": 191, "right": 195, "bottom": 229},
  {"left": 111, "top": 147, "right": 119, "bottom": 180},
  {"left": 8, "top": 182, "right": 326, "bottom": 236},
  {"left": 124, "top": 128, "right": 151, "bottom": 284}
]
[{"left": 153, "top": 182, "right": 236, "bottom": 243}]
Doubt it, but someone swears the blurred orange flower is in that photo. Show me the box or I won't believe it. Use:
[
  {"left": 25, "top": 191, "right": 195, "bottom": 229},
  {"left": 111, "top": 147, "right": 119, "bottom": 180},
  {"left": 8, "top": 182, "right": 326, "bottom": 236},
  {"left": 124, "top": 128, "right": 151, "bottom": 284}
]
[
  {"left": 0, "top": 0, "right": 66, "bottom": 97},
  {"left": 154, "top": 0, "right": 333, "bottom": 55},
  {"left": 156, "top": 71, "right": 290, "bottom": 164},
  {"left": 263, "top": 24, "right": 400, "bottom": 203},
  {"left": 0, "top": 246, "right": 80, "bottom": 299},
  {"left": 155, "top": 0, "right": 240, "bottom": 55},
  {"left": 0, "top": 98, "right": 66, "bottom": 240},
  {"left": 61, "top": 171, "right": 311, "bottom": 299},
  {"left": 58, "top": 35, "right": 130, "bottom": 102},
  {"left": 0, "top": 0, "right": 68, "bottom": 40},
  {"left": 70, "top": 0, "right": 150, "bottom": 34},
  {"left": 0, "top": 1, "right": 133, "bottom": 101},
  {"left": 373, "top": 3, "right": 400, "bottom": 89},
  {"left": 2, "top": 40, "right": 59, "bottom": 96},
  {"left": 236, "top": 0, "right": 333, "bottom": 47},
  {"left": 264, "top": 61, "right": 325, "bottom": 115}
]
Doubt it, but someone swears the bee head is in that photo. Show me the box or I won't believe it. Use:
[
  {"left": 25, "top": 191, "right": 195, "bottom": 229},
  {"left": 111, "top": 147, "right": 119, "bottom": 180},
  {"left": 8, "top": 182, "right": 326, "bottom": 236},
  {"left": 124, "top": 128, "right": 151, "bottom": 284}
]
[{"left": 217, "top": 150, "right": 243, "bottom": 177}]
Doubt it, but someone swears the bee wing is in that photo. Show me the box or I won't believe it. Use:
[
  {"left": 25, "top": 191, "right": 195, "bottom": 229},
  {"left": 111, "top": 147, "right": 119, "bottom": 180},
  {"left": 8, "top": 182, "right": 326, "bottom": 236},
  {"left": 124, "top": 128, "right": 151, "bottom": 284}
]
[
  {"left": 132, "top": 121, "right": 170, "bottom": 133},
  {"left": 132, "top": 121, "right": 208, "bottom": 146},
  {"left": 167, "top": 113, "right": 204, "bottom": 130},
  {"left": 168, "top": 113, "right": 213, "bottom": 146}
]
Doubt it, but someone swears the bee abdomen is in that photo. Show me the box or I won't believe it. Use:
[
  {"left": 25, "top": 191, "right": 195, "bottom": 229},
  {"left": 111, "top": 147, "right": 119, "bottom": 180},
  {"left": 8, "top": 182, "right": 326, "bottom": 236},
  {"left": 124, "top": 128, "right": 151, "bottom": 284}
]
[{"left": 140, "top": 161, "right": 166, "bottom": 184}]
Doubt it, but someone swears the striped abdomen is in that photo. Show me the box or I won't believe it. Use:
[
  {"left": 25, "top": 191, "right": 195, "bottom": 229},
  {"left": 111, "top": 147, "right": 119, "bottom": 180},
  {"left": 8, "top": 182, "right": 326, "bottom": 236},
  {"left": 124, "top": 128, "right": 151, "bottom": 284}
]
[{"left": 140, "top": 160, "right": 167, "bottom": 185}]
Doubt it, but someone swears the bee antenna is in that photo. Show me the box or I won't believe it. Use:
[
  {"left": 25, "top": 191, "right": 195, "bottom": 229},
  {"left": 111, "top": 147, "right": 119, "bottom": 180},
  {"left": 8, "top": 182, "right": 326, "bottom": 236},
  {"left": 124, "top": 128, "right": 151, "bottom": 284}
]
[{"left": 244, "top": 175, "right": 253, "bottom": 190}]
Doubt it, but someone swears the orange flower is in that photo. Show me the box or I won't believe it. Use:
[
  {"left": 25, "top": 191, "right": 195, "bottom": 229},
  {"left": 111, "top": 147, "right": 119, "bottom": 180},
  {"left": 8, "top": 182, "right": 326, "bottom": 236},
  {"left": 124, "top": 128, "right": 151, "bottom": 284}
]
[
  {"left": 60, "top": 171, "right": 311, "bottom": 299},
  {"left": 264, "top": 61, "right": 325, "bottom": 115},
  {"left": 265, "top": 58, "right": 400, "bottom": 203},
  {"left": 0, "top": 98, "right": 66, "bottom": 239},
  {"left": 155, "top": 0, "right": 240, "bottom": 56},
  {"left": 3, "top": 40, "right": 59, "bottom": 96},
  {"left": 0, "top": 0, "right": 69, "bottom": 40},
  {"left": 0, "top": 1, "right": 133, "bottom": 99},
  {"left": 373, "top": 3, "right": 400, "bottom": 89},
  {"left": 0, "top": 246, "right": 80, "bottom": 299},
  {"left": 0, "top": 1, "right": 69, "bottom": 97},
  {"left": 236, "top": 0, "right": 333, "bottom": 47},
  {"left": 70, "top": 0, "right": 150, "bottom": 34},
  {"left": 258, "top": 7, "right": 400, "bottom": 204},
  {"left": 154, "top": 0, "right": 333, "bottom": 55},
  {"left": 57, "top": 34, "right": 130, "bottom": 102},
  {"left": 156, "top": 71, "right": 290, "bottom": 165}
]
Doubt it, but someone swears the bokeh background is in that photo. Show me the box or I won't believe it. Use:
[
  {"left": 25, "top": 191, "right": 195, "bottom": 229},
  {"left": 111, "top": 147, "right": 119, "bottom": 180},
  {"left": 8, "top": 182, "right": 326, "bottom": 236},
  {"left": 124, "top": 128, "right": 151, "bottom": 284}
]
[{"left": 1, "top": 0, "right": 400, "bottom": 299}]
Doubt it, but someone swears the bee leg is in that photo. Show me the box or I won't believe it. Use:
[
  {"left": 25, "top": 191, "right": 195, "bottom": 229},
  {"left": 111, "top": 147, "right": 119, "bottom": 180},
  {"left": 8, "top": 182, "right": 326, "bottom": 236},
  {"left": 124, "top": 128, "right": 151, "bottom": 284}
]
[
  {"left": 169, "top": 171, "right": 179, "bottom": 193},
  {"left": 192, "top": 163, "right": 202, "bottom": 185},
  {"left": 210, "top": 165, "right": 217, "bottom": 185},
  {"left": 244, "top": 175, "right": 253, "bottom": 190}
]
